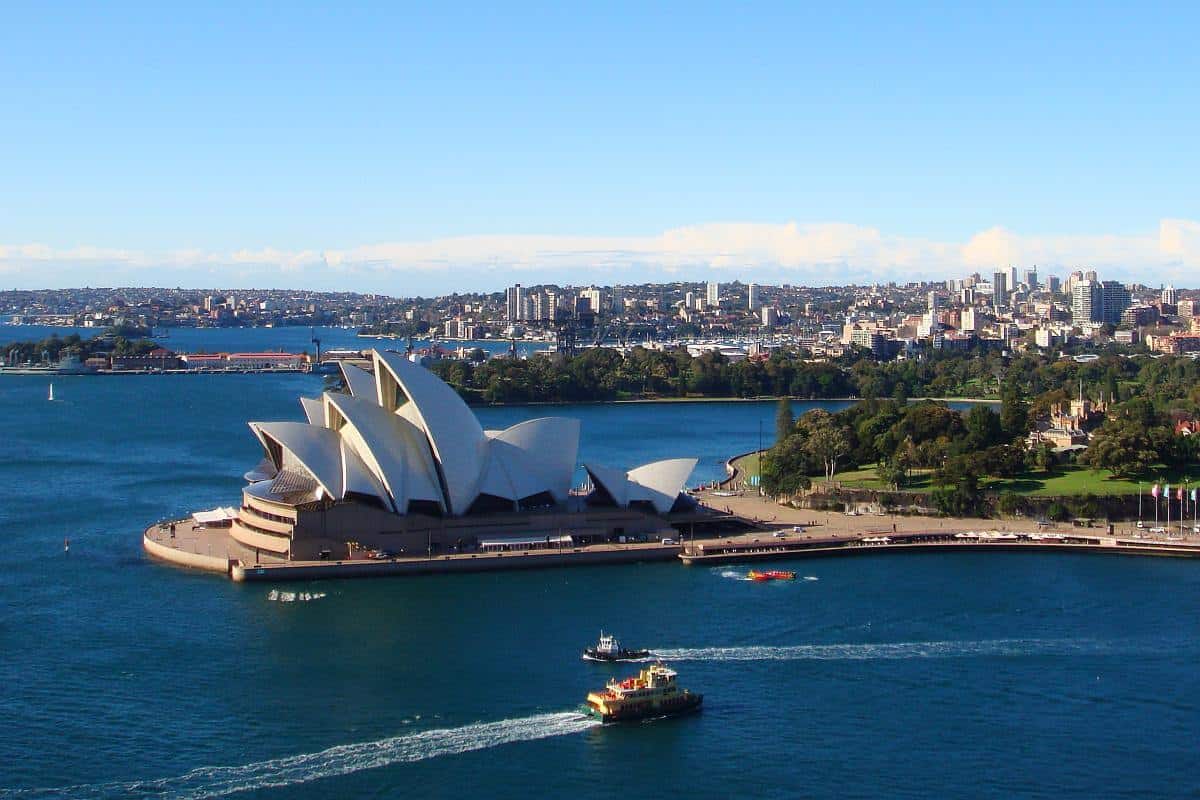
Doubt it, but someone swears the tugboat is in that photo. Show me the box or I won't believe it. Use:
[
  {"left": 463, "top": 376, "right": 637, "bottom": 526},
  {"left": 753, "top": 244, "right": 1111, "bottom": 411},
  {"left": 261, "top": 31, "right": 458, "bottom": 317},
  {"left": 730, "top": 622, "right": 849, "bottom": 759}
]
[
  {"left": 584, "top": 663, "right": 702, "bottom": 723},
  {"left": 583, "top": 632, "right": 652, "bottom": 662}
]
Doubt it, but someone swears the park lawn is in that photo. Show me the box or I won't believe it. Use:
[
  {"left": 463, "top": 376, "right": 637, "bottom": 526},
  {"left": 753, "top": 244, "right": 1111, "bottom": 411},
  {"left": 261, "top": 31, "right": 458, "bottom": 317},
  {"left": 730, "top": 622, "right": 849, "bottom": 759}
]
[
  {"left": 731, "top": 452, "right": 761, "bottom": 480},
  {"left": 983, "top": 466, "right": 1200, "bottom": 497},
  {"left": 836, "top": 464, "right": 935, "bottom": 491},
  {"left": 742, "top": 454, "right": 1200, "bottom": 497}
]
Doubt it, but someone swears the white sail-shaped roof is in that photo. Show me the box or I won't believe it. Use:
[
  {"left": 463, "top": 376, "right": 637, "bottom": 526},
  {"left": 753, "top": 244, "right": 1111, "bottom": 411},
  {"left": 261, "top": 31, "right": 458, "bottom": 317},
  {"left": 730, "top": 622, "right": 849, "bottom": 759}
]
[
  {"left": 243, "top": 349, "right": 692, "bottom": 519},
  {"left": 298, "top": 396, "right": 324, "bottom": 426},
  {"left": 584, "top": 463, "right": 631, "bottom": 507},
  {"left": 372, "top": 350, "right": 486, "bottom": 515},
  {"left": 491, "top": 417, "right": 580, "bottom": 503},
  {"left": 628, "top": 458, "right": 699, "bottom": 514},
  {"left": 324, "top": 392, "right": 445, "bottom": 514},
  {"left": 249, "top": 421, "right": 346, "bottom": 500},
  {"left": 339, "top": 362, "right": 378, "bottom": 400}
]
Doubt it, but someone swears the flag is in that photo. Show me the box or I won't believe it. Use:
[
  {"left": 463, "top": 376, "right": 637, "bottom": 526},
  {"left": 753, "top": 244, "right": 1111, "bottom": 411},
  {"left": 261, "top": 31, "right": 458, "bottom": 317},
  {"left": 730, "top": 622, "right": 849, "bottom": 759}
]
[
  {"left": 1192, "top": 488, "right": 1198, "bottom": 502},
  {"left": 1163, "top": 484, "right": 1170, "bottom": 497},
  {"left": 1151, "top": 484, "right": 1160, "bottom": 498},
  {"left": 1178, "top": 487, "right": 1185, "bottom": 501}
]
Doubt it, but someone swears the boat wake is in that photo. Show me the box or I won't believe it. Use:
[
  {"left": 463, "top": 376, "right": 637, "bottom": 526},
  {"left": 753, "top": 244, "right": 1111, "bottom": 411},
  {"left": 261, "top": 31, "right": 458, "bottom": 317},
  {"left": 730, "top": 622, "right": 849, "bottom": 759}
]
[
  {"left": 266, "top": 590, "right": 326, "bottom": 603},
  {"left": 1, "top": 711, "right": 597, "bottom": 800},
  {"left": 652, "top": 638, "right": 1131, "bottom": 662}
]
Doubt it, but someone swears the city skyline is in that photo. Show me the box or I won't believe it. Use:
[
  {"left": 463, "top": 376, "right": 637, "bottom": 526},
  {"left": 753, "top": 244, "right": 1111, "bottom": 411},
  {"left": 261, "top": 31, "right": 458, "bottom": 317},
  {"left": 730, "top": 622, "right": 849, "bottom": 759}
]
[{"left": 3, "top": 2, "right": 1200, "bottom": 292}]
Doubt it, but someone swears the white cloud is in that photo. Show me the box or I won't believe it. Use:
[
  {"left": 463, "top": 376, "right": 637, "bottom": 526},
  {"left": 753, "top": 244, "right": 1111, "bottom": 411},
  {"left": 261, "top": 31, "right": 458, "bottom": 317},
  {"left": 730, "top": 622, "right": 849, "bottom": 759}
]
[{"left": 2, "top": 219, "right": 1198, "bottom": 292}]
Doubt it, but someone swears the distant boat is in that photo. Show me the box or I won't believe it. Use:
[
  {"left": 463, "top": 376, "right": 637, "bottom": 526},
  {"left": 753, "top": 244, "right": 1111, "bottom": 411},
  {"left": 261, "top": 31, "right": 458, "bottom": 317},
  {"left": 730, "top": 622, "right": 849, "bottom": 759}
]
[{"left": 48, "top": 383, "right": 55, "bottom": 401}]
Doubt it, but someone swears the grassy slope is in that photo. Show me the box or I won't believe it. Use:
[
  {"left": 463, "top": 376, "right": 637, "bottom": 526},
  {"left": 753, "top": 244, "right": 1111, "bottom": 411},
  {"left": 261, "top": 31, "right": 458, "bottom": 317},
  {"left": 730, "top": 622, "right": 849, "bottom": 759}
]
[{"left": 834, "top": 464, "right": 1200, "bottom": 497}]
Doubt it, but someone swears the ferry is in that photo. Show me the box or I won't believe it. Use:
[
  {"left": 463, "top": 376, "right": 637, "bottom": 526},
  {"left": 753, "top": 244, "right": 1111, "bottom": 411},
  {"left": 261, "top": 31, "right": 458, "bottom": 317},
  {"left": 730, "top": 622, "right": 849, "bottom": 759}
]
[
  {"left": 583, "top": 632, "right": 652, "bottom": 662},
  {"left": 747, "top": 569, "right": 796, "bottom": 581},
  {"left": 584, "top": 663, "right": 702, "bottom": 723}
]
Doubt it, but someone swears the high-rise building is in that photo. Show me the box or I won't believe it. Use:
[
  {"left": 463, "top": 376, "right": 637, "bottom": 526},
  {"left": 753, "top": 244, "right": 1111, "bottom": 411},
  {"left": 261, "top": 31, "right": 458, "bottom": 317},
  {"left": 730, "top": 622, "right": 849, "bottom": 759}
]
[
  {"left": 760, "top": 306, "right": 778, "bottom": 327},
  {"left": 1024, "top": 268, "right": 1038, "bottom": 289},
  {"left": 960, "top": 308, "right": 977, "bottom": 332},
  {"left": 505, "top": 284, "right": 525, "bottom": 321},
  {"left": 927, "top": 291, "right": 940, "bottom": 312},
  {"left": 1047, "top": 276, "right": 1061, "bottom": 294},
  {"left": 1071, "top": 280, "right": 1102, "bottom": 324},
  {"left": 546, "top": 290, "right": 559, "bottom": 322},
  {"left": 1162, "top": 285, "right": 1178, "bottom": 306},
  {"left": 580, "top": 287, "right": 603, "bottom": 313},
  {"left": 1008, "top": 266, "right": 1019, "bottom": 293},
  {"left": 706, "top": 281, "right": 719, "bottom": 308},
  {"left": 1179, "top": 299, "right": 1197, "bottom": 318},
  {"left": 992, "top": 271, "right": 1007, "bottom": 308},
  {"left": 531, "top": 293, "right": 547, "bottom": 322},
  {"left": 684, "top": 291, "right": 695, "bottom": 311},
  {"left": 611, "top": 285, "right": 625, "bottom": 314},
  {"left": 1099, "top": 281, "right": 1131, "bottom": 325},
  {"left": 748, "top": 283, "right": 759, "bottom": 310}
]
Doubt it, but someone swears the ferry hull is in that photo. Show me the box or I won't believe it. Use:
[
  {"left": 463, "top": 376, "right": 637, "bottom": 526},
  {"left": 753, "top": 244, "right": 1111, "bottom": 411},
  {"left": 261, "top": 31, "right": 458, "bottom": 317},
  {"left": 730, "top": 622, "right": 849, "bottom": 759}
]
[{"left": 587, "top": 692, "right": 703, "bottom": 724}]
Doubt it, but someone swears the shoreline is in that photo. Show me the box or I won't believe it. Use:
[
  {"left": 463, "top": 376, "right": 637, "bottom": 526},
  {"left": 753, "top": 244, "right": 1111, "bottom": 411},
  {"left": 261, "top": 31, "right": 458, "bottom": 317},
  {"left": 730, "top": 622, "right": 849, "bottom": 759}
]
[{"left": 144, "top": 503, "right": 1200, "bottom": 582}]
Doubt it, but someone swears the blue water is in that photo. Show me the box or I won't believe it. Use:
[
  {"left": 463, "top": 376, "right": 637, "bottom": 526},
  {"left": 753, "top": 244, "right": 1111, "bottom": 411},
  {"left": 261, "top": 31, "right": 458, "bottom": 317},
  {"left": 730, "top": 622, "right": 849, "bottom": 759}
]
[{"left": 1, "top": 335, "right": 1197, "bottom": 799}]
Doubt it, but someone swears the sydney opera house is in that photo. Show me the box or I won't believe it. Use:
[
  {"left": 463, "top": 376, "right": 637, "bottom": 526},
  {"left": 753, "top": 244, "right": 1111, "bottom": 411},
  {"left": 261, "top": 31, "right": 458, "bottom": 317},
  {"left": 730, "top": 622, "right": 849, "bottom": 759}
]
[{"left": 227, "top": 349, "right": 698, "bottom": 563}]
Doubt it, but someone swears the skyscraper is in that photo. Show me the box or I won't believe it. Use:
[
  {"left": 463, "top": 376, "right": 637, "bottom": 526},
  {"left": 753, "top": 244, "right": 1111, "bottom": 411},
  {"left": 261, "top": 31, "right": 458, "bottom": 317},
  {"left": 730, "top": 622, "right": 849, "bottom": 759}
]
[
  {"left": 1071, "top": 280, "right": 1101, "bottom": 324},
  {"left": 1024, "top": 268, "right": 1038, "bottom": 289},
  {"left": 580, "top": 287, "right": 603, "bottom": 313},
  {"left": 505, "top": 284, "right": 525, "bottom": 321},
  {"left": 706, "top": 281, "right": 720, "bottom": 308},
  {"left": 748, "top": 283, "right": 759, "bottom": 310},
  {"left": 992, "top": 271, "right": 1007, "bottom": 308},
  {"left": 1099, "top": 281, "right": 1131, "bottom": 325},
  {"left": 1162, "top": 285, "right": 1178, "bottom": 306}
]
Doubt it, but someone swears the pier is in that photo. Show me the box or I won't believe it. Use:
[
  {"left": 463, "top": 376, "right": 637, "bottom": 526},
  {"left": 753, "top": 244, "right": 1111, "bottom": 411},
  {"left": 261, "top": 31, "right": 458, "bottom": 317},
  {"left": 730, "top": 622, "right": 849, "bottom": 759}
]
[{"left": 678, "top": 528, "right": 1200, "bottom": 564}]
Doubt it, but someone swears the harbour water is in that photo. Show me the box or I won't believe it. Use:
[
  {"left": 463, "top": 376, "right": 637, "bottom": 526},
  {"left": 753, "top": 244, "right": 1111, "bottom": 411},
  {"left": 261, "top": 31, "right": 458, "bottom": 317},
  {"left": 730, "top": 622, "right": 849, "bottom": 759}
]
[{"left": 1, "top": 330, "right": 1198, "bottom": 798}]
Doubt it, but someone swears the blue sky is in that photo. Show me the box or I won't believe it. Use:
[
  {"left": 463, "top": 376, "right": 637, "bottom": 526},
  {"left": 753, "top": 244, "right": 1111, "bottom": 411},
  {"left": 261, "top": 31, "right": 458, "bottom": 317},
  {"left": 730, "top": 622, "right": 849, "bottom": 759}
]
[{"left": 2, "top": 2, "right": 1198, "bottom": 291}]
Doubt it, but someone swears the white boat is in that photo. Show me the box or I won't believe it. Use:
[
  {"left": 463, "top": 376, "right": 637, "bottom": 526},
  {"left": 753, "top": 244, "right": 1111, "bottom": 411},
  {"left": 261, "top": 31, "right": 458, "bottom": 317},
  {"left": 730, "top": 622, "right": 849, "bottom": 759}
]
[{"left": 48, "top": 383, "right": 55, "bottom": 401}]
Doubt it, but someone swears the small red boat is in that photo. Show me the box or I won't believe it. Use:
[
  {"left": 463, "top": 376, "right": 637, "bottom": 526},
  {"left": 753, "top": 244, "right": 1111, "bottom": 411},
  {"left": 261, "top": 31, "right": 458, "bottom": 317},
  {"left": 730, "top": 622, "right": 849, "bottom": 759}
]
[{"left": 746, "top": 570, "right": 796, "bottom": 581}]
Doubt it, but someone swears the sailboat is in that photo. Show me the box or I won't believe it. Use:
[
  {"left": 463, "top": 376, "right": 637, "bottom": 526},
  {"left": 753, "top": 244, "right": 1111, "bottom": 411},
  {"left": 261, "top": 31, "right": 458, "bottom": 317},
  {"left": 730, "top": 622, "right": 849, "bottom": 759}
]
[{"left": 48, "top": 383, "right": 55, "bottom": 402}]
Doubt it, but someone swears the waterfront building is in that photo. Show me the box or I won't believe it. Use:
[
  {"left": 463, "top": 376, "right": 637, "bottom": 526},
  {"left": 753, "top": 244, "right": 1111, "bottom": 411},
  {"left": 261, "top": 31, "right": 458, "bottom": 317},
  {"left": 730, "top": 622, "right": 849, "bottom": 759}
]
[
  {"left": 505, "top": 284, "right": 525, "bottom": 321},
  {"left": 226, "top": 350, "right": 697, "bottom": 562}
]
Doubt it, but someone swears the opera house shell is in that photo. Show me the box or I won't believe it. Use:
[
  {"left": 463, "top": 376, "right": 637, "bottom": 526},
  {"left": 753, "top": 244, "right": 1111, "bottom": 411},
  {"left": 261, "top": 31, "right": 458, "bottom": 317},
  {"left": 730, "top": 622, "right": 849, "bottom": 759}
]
[{"left": 229, "top": 349, "right": 697, "bottom": 561}]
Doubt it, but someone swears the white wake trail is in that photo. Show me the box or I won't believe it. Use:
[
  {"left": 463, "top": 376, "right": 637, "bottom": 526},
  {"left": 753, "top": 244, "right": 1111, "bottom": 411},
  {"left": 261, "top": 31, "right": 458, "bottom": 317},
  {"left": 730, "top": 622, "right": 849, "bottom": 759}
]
[
  {"left": 2, "top": 711, "right": 597, "bottom": 800},
  {"left": 652, "top": 638, "right": 1122, "bottom": 662}
]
